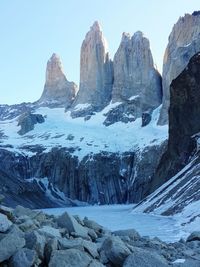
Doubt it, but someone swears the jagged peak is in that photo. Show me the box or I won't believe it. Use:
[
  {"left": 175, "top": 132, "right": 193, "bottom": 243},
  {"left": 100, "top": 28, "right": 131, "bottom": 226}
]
[
  {"left": 132, "top": 31, "right": 145, "bottom": 40},
  {"left": 121, "top": 32, "right": 131, "bottom": 42},
  {"left": 90, "top": 21, "right": 102, "bottom": 32},
  {"left": 84, "top": 21, "right": 108, "bottom": 53}
]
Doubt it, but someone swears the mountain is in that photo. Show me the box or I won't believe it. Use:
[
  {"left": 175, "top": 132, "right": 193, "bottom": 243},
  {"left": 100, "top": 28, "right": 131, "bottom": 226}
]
[
  {"left": 71, "top": 21, "right": 113, "bottom": 117},
  {"left": 39, "top": 53, "right": 77, "bottom": 107},
  {"left": 158, "top": 12, "right": 200, "bottom": 125},
  {"left": 104, "top": 31, "right": 162, "bottom": 126},
  {"left": 134, "top": 52, "right": 200, "bottom": 231},
  {"left": 1, "top": 13, "right": 200, "bottom": 211}
]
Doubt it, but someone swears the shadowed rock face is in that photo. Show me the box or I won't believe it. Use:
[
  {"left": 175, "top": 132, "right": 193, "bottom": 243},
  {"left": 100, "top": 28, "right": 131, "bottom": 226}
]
[
  {"left": 158, "top": 12, "right": 200, "bottom": 125},
  {"left": 39, "top": 53, "right": 77, "bottom": 107},
  {"left": 72, "top": 22, "right": 113, "bottom": 115},
  {"left": 149, "top": 53, "right": 200, "bottom": 193}
]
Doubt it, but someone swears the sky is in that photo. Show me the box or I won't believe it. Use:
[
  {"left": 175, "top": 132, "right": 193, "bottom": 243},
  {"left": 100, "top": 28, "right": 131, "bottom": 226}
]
[{"left": 0, "top": 0, "right": 200, "bottom": 105}]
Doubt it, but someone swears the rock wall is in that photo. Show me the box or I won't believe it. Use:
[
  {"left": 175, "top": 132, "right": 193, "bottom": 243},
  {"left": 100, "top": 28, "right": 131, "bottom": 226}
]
[
  {"left": 158, "top": 12, "right": 200, "bottom": 125},
  {"left": 149, "top": 53, "right": 200, "bottom": 193},
  {"left": 0, "top": 142, "right": 166, "bottom": 208}
]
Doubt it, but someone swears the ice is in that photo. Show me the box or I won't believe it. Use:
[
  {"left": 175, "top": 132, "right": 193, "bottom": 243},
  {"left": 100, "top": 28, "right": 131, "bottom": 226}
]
[{"left": 42, "top": 204, "right": 183, "bottom": 243}]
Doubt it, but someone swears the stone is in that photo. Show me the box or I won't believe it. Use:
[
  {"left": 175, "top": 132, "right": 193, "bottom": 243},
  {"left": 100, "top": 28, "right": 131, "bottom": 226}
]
[
  {"left": 39, "top": 53, "right": 77, "bottom": 107},
  {"left": 49, "top": 248, "right": 91, "bottom": 267},
  {"left": 38, "top": 226, "right": 61, "bottom": 238},
  {"left": 0, "top": 225, "right": 25, "bottom": 262},
  {"left": 112, "top": 31, "right": 162, "bottom": 117},
  {"left": 57, "top": 212, "right": 88, "bottom": 238},
  {"left": 123, "top": 247, "right": 168, "bottom": 267},
  {"left": 25, "top": 230, "right": 46, "bottom": 259},
  {"left": 14, "top": 206, "right": 45, "bottom": 221},
  {"left": 9, "top": 248, "right": 37, "bottom": 267},
  {"left": 83, "top": 217, "right": 103, "bottom": 233},
  {"left": 58, "top": 237, "right": 98, "bottom": 258},
  {"left": 100, "top": 236, "right": 131, "bottom": 266},
  {"left": 44, "top": 238, "right": 58, "bottom": 264},
  {"left": 159, "top": 12, "right": 200, "bottom": 125},
  {"left": 187, "top": 232, "right": 200, "bottom": 242},
  {"left": 0, "top": 213, "right": 12, "bottom": 232},
  {"left": 89, "top": 260, "right": 105, "bottom": 267},
  {"left": 113, "top": 229, "right": 140, "bottom": 240},
  {"left": 72, "top": 21, "right": 113, "bottom": 115},
  {"left": 17, "top": 112, "right": 45, "bottom": 135}
]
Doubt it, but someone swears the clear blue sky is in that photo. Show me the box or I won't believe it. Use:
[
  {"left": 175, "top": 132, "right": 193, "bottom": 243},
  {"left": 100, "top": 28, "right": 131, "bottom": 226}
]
[{"left": 0, "top": 0, "right": 200, "bottom": 104}]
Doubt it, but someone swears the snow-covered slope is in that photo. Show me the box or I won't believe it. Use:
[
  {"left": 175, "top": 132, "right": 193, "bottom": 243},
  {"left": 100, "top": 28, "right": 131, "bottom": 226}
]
[
  {"left": 133, "top": 154, "right": 200, "bottom": 232},
  {"left": 0, "top": 104, "right": 167, "bottom": 160}
]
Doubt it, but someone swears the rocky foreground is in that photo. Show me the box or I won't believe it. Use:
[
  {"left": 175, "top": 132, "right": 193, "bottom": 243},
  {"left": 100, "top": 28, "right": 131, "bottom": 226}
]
[{"left": 0, "top": 206, "right": 200, "bottom": 267}]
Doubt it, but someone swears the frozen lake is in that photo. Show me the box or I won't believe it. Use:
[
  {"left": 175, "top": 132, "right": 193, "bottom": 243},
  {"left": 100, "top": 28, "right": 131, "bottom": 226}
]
[{"left": 42, "top": 204, "right": 187, "bottom": 243}]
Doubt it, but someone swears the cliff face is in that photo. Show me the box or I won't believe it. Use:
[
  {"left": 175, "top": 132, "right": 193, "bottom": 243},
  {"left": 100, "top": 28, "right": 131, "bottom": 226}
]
[
  {"left": 39, "top": 53, "right": 77, "bottom": 107},
  {"left": 150, "top": 52, "right": 200, "bottom": 193},
  {"left": 0, "top": 143, "right": 166, "bottom": 208},
  {"left": 72, "top": 22, "right": 113, "bottom": 116},
  {"left": 103, "top": 32, "right": 162, "bottom": 125},
  {"left": 158, "top": 12, "right": 200, "bottom": 125},
  {"left": 112, "top": 32, "right": 162, "bottom": 107}
]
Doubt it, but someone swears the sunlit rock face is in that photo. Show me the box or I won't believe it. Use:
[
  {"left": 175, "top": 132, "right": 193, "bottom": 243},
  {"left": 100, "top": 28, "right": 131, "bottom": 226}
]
[
  {"left": 104, "top": 31, "right": 162, "bottom": 125},
  {"left": 72, "top": 21, "right": 113, "bottom": 115},
  {"left": 39, "top": 53, "right": 77, "bottom": 107},
  {"left": 158, "top": 12, "right": 200, "bottom": 125},
  {"left": 112, "top": 31, "right": 162, "bottom": 108}
]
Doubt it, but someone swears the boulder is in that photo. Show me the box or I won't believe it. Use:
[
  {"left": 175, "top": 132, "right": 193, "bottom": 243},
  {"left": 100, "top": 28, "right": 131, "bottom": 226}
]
[
  {"left": 123, "top": 247, "right": 168, "bottom": 267},
  {"left": 57, "top": 212, "right": 88, "bottom": 238},
  {"left": 113, "top": 229, "right": 140, "bottom": 240},
  {"left": 0, "top": 213, "right": 12, "bottom": 232},
  {"left": 25, "top": 230, "right": 46, "bottom": 259},
  {"left": 49, "top": 248, "right": 91, "bottom": 267},
  {"left": 9, "top": 248, "right": 37, "bottom": 267},
  {"left": 100, "top": 236, "right": 131, "bottom": 266},
  {"left": 0, "top": 225, "right": 25, "bottom": 262}
]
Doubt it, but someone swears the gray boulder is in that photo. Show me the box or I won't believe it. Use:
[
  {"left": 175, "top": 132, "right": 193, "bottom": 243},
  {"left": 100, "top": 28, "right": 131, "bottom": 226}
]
[
  {"left": 0, "top": 225, "right": 25, "bottom": 262},
  {"left": 100, "top": 236, "right": 131, "bottom": 266},
  {"left": 113, "top": 229, "right": 140, "bottom": 240},
  {"left": 9, "top": 248, "right": 37, "bottom": 267},
  {"left": 25, "top": 230, "right": 46, "bottom": 259},
  {"left": 49, "top": 248, "right": 91, "bottom": 267},
  {"left": 123, "top": 247, "right": 168, "bottom": 267},
  {"left": 0, "top": 213, "right": 12, "bottom": 232},
  {"left": 89, "top": 260, "right": 105, "bottom": 267},
  {"left": 57, "top": 212, "right": 88, "bottom": 238},
  {"left": 17, "top": 112, "right": 45, "bottom": 135}
]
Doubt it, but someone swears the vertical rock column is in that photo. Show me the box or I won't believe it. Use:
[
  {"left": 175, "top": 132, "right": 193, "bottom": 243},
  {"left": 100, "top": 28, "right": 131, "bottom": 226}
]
[
  {"left": 39, "top": 53, "right": 77, "bottom": 107},
  {"left": 72, "top": 21, "right": 113, "bottom": 114}
]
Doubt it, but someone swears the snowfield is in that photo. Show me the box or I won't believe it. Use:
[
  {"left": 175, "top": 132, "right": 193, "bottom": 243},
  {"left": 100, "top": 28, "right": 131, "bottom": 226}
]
[
  {"left": 42, "top": 204, "right": 187, "bottom": 243},
  {"left": 0, "top": 104, "right": 168, "bottom": 160}
]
